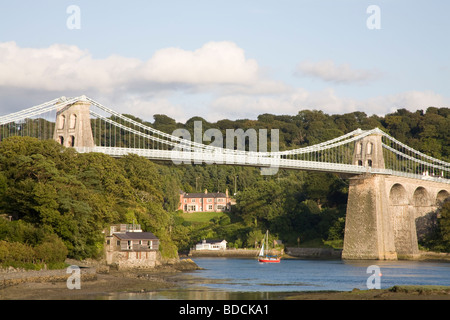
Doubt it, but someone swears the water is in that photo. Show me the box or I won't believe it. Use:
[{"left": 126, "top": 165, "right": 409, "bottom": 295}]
[
  {"left": 185, "top": 258, "right": 450, "bottom": 292},
  {"left": 113, "top": 257, "right": 450, "bottom": 299}
]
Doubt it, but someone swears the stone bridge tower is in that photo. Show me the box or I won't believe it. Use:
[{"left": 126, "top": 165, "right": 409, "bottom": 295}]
[
  {"left": 53, "top": 96, "right": 95, "bottom": 148},
  {"left": 343, "top": 129, "right": 397, "bottom": 260},
  {"left": 352, "top": 128, "right": 385, "bottom": 169}
]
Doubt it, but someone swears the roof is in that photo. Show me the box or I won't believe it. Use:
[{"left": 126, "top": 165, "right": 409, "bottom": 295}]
[
  {"left": 113, "top": 232, "right": 158, "bottom": 240},
  {"left": 182, "top": 192, "right": 227, "bottom": 199},
  {"left": 201, "top": 239, "right": 227, "bottom": 244}
]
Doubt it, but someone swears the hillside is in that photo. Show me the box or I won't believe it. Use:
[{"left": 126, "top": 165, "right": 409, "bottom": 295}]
[{"left": 0, "top": 106, "right": 449, "bottom": 268}]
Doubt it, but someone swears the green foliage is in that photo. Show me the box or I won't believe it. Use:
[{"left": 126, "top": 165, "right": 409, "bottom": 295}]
[
  {"left": 34, "top": 234, "right": 68, "bottom": 264},
  {"left": 0, "top": 137, "right": 183, "bottom": 262},
  {"left": 440, "top": 201, "right": 450, "bottom": 244},
  {"left": 0, "top": 233, "right": 67, "bottom": 269},
  {"left": 420, "top": 201, "right": 450, "bottom": 252},
  {"left": 0, "top": 105, "right": 448, "bottom": 263}
]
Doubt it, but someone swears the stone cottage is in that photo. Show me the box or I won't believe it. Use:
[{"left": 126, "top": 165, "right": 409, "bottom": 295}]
[{"left": 105, "top": 224, "right": 159, "bottom": 270}]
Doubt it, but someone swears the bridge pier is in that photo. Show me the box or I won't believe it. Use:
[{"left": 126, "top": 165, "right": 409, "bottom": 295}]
[{"left": 342, "top": 174, "right": 398, "bottom": 260}]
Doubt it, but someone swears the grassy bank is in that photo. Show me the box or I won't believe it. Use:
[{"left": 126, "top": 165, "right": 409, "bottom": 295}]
[{"left": 180, "top": 211, "right": 225, "bottom": 224}]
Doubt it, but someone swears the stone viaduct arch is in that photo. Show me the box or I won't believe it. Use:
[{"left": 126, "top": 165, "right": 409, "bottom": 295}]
[
  {"left": 343, "top": 171, "right": 450, "bottom": 260},
  {"left": 437, "top": 190, "right": 450, "bottom": 205},
  {"left": 388, "top": 182, "right": 450, "bottom": 258}
]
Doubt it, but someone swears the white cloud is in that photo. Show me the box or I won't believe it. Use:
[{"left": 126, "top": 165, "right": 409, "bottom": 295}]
[
  {"left": 206, "top": 89, "right": 450, "bottom": 121},
  {"left": 124, "top": 96, "right": 189, "bottom": 123},
  {"left": 0, "top": 41, "right": 265, "bottom": 93},
  {"left": 0, "top": 42, "right": 141, "bottom": 92},
  {"left": 0, "top": 41, "right": 289, "bottom": 120},
  {"left": 0, "top": 41, "right": 447, "bottom": 124},
  {"left": 296, "top": 60, "right": 381, "bottom": 84},
  {"left": 362, "top": 90, "right": 449, "bottom": 115},
  {"left": 140, "top": 41, "right": 260, "bottom": 85}
]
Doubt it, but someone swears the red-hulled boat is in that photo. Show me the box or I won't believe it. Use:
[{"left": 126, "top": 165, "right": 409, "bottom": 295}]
[{"left": 258, "top": 230, "right": 281, "bottom": 263}]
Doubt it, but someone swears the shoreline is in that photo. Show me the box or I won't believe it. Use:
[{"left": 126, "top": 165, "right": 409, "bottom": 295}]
[
  {"left": 1, "top": 255, "right": 450, "bottom": 300},
  {"left": 188, "top": 248, "right": 450, "bottom": 262}
]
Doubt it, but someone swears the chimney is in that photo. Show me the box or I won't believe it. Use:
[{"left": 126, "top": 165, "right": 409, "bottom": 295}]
[{"left": 204, "top": 189, "right": 208, "bottom": 194}]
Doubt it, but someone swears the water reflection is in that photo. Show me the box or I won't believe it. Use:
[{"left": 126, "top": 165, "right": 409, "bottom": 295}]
[{"left": 109, "top": 288, "right": 289, "bottom": 300}]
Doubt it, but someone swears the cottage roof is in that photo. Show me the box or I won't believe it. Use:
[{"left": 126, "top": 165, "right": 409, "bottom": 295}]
[
  {"left": 183, "top": 192, "right": 227, "bottom": 199},
  {"left": 201, "top": 239, "right": 227, "bottom": 244},
  {"left": 114, "top": 232, "right": 158, "bottom": 240}
]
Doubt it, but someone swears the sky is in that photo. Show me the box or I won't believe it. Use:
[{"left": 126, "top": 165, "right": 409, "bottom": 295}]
[{"left": 0, "top": 1, "right": 449, "bottom": 123}]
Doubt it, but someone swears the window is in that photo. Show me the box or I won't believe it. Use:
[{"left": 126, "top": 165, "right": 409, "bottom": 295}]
[
  {"left": 184, "top": 199, "right": 187, "bottom": 203},
  {"left": 117, "top": 240, "right": 120, "bottom": 246},
  {"left": 191, "top": 199, "right": 196, "bottom": 203},
  {"left": 367, "top": 142, "right": 373, "bottom": 155},
  {"left": 58, "top": 115, "right": 65, "bottom": 130},
  {"left": 367, "top": 160, "right": 373, "bottom": 167},
  {"left": 69, "top": 135, "right": 75, "bottom": 147},
  {"left": 207, "top": 198, "right": 212, "bottom": 202},
  {"left": 69, "top": 114, "right": 77, "bottom": 129},
  {"left": 358, "top": 160, "right": 363, "bottom": 166},
  {"left": 208, "top": 205, "right": 213, "bottom": 210},
  {"left": 217, "top": 198, "right": 223, "bottom": 202}
]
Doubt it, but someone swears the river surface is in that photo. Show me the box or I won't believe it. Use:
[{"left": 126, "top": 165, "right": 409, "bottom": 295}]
[{"left": 114, "top": 257, "right": 450, "bottom": 300}]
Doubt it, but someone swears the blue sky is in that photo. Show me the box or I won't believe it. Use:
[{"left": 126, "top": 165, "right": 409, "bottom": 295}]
[{"left": 0, "top": 1, "right": 449, "bottom": 122}]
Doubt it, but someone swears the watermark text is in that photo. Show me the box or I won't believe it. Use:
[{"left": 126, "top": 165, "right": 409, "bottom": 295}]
[
  {"left": 66, "top": 5, "right": 81, "bottom": 30},
  {"left": 66, "top": 265, "right": 81, "bottom": 290}
]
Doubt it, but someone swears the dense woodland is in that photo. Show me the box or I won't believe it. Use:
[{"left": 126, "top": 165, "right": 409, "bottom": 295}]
[{"left": 0, "top": 107, "right": 449, "bottom": 268}]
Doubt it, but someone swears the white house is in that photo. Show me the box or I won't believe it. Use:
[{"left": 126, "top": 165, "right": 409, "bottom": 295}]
[{"left": 195, "top": 239, "right": 227, "bottom": 251}]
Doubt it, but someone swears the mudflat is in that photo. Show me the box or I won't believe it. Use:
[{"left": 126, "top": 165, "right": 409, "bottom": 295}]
[
  {"left": 0, "top": 270, "right": 176, "bottom": 300},
  {"left": 284, "top": 286, "right": 450, "bottom": 300},
  {"left": 0, "top": 259, "right": 199, "bottom": 300}
]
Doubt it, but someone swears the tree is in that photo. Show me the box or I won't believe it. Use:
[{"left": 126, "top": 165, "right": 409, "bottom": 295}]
[
  {"left": 236, "top": 180, "right": 284, "bottom": 229},
  {"left": 439, "top": 201, "right": 450, "bottom": 246},
  {"left": 34, "top": 234, "right": 68, "bottom": 264}
]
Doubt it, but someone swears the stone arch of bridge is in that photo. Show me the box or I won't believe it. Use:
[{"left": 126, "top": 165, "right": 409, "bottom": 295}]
[
  {"left": 436, "top": 190, "right": 450, "bottom": 205},
  {"left": 413, "top": 186, "right": 431, "bottom": 207},
  {"left": 389, "top": 183, "right": 408, "bottom": 205}
]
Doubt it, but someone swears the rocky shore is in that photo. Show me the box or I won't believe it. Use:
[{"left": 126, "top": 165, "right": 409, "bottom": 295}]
[
  {"left": 0, "top": 267, "right": 97, "bottom": 290},
  {"left": 0, "top": 258, "right": 201, "bottom": 300}
]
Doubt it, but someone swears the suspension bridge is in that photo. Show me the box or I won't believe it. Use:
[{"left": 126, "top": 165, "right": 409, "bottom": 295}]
[
  {"left": 0, "top": 95, "right": 449, "bottom": 182},
  {"left": 0, "top": 95, "right": 449, "bottom": 260}
]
